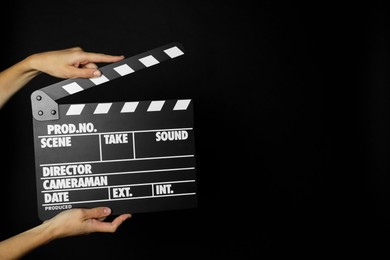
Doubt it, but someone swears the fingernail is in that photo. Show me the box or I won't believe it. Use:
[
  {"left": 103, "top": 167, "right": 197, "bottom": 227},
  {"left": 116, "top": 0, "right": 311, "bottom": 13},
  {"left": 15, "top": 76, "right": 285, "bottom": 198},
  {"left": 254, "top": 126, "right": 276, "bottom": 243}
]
[
  {"left": 93, "top": 70, "right": 101, "bottom": 77},
  {"left": 104, "top": 207, "right": 111, "bottom": 214}
]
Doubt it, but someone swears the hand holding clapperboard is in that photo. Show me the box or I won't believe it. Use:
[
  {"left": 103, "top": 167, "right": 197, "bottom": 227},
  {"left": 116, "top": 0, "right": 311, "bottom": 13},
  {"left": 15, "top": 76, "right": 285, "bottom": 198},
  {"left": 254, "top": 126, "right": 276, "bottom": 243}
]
[{"left": 30, "top": 42, "right": 197, "bottom": 221}]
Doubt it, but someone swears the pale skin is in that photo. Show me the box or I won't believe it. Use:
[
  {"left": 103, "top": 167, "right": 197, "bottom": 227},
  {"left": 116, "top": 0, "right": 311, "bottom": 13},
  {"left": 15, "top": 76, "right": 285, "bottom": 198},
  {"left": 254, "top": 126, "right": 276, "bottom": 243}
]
[
  {"left": 0, "top": 47, "right": 124, "bottom": 108},
  {"left": 0, "top": 47, "right": 131, "bottom": 259}
]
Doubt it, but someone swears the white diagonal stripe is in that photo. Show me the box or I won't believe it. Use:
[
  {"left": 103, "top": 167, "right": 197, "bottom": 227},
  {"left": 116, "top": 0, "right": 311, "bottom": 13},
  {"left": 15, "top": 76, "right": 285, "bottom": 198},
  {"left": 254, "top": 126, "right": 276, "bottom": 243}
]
[
  {"left": 147, "top": 100, "right": 165, "bottom": 111},
  {"left": 114, "top": 64, "right": 134, "bottom": 76},
  {"left": 120, "top": 102, "right": 139, "bottom": 113},
  {"left": 139, "top": 55, "right": 159, "bottom": 67},
  {"left": 94, "top": 103, "right": 112, "bottom": 114},
  {"left": 173, "top": 99, "right": 191, "bottom": 110},
  {"left": 164, "top": 46, "right": 184, "bottom": 58},
  {"left": 66, "top": 104, "right": 85, "bottom": 115},
  {"left": 62, "top": 82, "right": 83, "bottom": 94},
  {"left": 90, "top": 75, "right": 109, "bottom": 85}
]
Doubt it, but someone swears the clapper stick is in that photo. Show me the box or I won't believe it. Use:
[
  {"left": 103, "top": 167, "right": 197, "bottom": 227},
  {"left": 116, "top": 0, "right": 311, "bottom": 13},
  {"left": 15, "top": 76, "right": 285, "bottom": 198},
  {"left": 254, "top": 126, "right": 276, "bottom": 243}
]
[
  {"left": 30, "top": 42, "right": 197, "bottom": 221},
  {"left": 31, "top": 42, "right": 185, "bottom": 121}
]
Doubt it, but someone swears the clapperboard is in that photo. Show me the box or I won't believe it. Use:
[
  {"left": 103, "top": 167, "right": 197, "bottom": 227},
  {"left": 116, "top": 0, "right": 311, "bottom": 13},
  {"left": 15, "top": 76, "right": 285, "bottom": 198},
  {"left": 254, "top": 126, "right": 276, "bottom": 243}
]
[{"left": 30, "top": 42, "right": 197, "bottom": 221}]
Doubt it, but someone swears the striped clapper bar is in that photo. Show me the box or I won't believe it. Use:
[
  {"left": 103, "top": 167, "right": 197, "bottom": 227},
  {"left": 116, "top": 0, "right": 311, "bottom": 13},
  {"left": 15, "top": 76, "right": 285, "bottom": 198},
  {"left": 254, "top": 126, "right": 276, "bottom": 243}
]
[{"left": 30, "top": 42, "right": 197, "bottom": 221}]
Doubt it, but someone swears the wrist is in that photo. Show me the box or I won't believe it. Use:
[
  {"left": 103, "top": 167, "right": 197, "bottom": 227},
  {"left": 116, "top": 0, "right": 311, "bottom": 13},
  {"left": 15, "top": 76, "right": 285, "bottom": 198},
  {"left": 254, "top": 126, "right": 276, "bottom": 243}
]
[
  {"left": 37, "top": 221, "right": 60, "bottom": 243},
  {"left": 22, "top": 53, "right": 43, "bottom": 77}
]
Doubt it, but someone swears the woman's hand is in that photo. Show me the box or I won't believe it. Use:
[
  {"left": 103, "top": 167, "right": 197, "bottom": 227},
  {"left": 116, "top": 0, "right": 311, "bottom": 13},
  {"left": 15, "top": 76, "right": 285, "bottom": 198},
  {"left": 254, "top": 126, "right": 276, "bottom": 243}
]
[{"left": 43, "top": 207, "right": 131, "bottom": 240}]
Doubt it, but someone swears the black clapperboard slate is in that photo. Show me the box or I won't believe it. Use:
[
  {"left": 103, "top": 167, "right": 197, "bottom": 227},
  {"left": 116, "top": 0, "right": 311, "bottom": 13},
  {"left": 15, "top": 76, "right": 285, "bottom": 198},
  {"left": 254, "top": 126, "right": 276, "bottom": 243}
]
[{"left": 30, "top": 43, "right": 197, "bottom": 221}]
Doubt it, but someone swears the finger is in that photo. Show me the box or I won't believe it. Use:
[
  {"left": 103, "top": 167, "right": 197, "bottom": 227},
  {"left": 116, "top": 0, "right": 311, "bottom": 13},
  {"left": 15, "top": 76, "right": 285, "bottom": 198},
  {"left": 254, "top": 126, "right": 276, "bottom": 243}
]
[
  {"left": 83, "top": 207, "right": 112, "bottom": 220},
  {"left": 82, "top": 62, "right": 98, "bottom": 69},
  {"left": 112, "top": 214, "right": 132, "bottom": 227},
  {"left": 98, "top": 216, "right": 107, "bottom": 222},
  {"left": 82, "top": 52, "right": 124, "bottom": 64},
  {"left": 66, "top": 66, "right": 101, "bottom": 78},
  {"left": 92, "top": 214, "right": 131, "bottom": 233},
  {"left": 68, "top": 46, "right": 83, "bottom": 51}
]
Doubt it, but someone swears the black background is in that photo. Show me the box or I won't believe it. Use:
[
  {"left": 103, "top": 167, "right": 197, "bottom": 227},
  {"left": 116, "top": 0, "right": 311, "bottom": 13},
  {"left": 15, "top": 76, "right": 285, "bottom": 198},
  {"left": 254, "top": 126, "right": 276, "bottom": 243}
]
[{"left": 1, "top": 0, "right": 390, "bottom": 258}]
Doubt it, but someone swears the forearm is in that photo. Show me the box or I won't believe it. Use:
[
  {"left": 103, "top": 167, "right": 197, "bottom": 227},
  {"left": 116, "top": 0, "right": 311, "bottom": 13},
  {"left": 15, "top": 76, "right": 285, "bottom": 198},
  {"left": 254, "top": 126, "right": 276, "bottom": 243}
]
[
  {"left": 0, "top": 55, "right": 41, "bottom": 108},
  {"left": 0, "top": 222, "right": 55, "bottom": 259}
]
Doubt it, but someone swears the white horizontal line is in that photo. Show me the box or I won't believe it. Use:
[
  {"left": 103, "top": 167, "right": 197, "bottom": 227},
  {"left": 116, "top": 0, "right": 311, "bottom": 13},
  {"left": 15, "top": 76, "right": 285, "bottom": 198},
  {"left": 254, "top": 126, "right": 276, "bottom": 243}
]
[
  {"left": 41, "top": 179, "right": 196, "bottom": 193},
  {"left": 42, "top": 192, "right": 196, "bottom": 206},
  {"left": 37, "top": 127, "right": 193, "bottom": 138},
  {"left": 41, "top": 167, "right": 195, "bottom": 180},
  {"left": 39, "top": 154, "right": 195, "bottom": 167}
]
